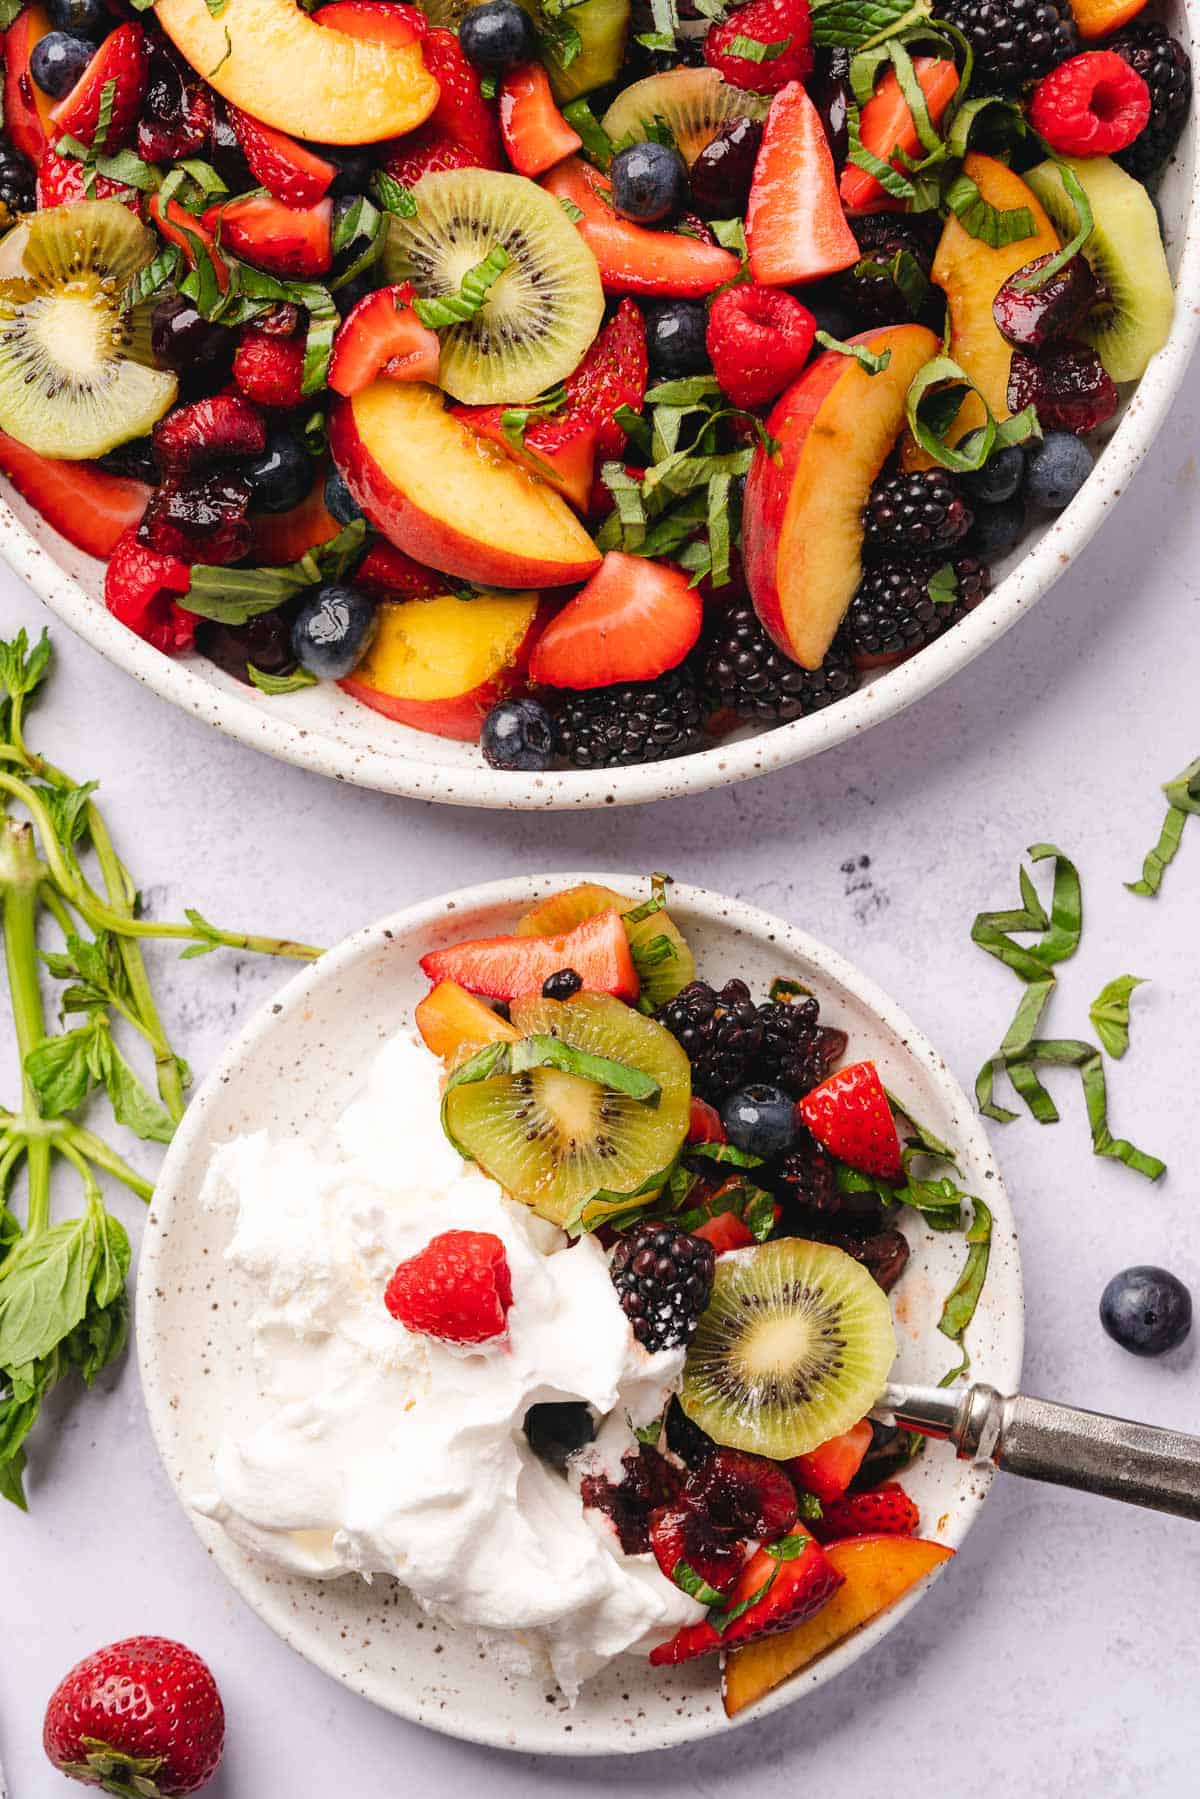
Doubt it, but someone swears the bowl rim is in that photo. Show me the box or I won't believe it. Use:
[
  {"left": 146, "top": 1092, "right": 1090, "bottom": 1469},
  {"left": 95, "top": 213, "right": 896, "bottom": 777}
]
[
  {"left": 4, "top": 62, "right": 1200, "bottom": 810},
  {"left": 136, "top": 872, "right": 1025, "bottom": 1754}
]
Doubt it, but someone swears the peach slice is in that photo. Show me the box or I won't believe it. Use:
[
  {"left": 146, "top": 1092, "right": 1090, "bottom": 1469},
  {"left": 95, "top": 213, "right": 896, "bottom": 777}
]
[
  {"left": 4, "top": 6, "right": 57, "bottom": 164},
  {"left": 415, "top": 981, "right": 520, "bottom": 1063},
  {"left": 1069, "top": 0, "right": 1149, "bottom": 40},
  {"left": 930, "top": 153, "right": 1060, "bottom": 439},
  {"left": 154, "top": 0, "right": 439, "bottom": 144},
  {"left": 338, "top": 588, "right": 542, "bottom": 741},
  {"left": 722, "top": 1534, "right": 955, "bottom": 1717},
  {"left": 330, "top": 382, "right": 601, "bottom": 589},
  {"left": 741, "top": 323, "right": 940, "bottom": 671}
]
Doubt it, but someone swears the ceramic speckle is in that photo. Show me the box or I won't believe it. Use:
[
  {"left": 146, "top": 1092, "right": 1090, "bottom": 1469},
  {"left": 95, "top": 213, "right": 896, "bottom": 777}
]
[
  {"left": 137, "top": 874, "right": 1024, "bottom": 1754},
  {"left": 1, "top": 4, "right": 1196, "bottom": 812}
]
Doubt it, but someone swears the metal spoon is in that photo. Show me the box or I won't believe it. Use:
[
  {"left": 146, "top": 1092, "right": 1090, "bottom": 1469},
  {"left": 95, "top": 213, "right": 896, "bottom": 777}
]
[{"left": 877, "top": 1382, "right": 1200, "bottom": 1521}]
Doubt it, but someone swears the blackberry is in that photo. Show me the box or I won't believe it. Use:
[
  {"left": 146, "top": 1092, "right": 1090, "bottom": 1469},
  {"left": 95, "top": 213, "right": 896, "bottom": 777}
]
[
  {"left": 0, "top": 140, "right": 35, "bottom": 227},
  {"left": 704, "top": 604, "right": 858, "bottom": 725},
  {"left": 863, "top": 468, "right": 973, "bottom": 562},
  {"left": 931, "top": 0, "right": 1076, "bottom": 90},
  {"left": 664, "top": 1393, "right": 716, "bottom": 1469},
  {"left": 1108, "top": 22, "right": 1192, "bottom": 181},
  {"left": 754, "top": 996, "right": 848, "bottom": 1098},
  {"left": 845, "top": 555, "right": 990, "bottom": 660},
  {"left": 832, "top": 213, "right": 939, "bottom": 327},
  {"left": 609, "top": 1222, "right": 716, "bottom": 1352},
  {"left": 554, "top": 665, "right": 707, "bottom": 769},
  {"left": 771, "top": 1129, "right": 837, "bottom": 1217},
  {"left": 656, "top": 978, "right": 764, "bottom": 1104}
]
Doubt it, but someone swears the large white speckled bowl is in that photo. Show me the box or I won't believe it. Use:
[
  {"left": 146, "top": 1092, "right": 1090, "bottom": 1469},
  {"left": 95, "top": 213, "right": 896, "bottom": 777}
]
[
  {"left": 3, "top": 7, "right": 1198, "bottom": 809},
  {"left": 137, "top": 875, "right": 1023, "bottom": 1754}
]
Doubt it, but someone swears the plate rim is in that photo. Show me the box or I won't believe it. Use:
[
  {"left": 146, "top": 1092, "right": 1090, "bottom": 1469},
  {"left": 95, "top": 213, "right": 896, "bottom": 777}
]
[{"left": 136, "top": 873, "right": 1025, "bottom": 1754}]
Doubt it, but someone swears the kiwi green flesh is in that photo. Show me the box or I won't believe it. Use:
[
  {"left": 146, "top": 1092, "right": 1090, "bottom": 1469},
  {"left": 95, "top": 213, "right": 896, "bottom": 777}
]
[
  {"left": 1025, "top": 156, "right": 1174, "bottom": 386},
  {"left": 443, "top": 990, "right": 690, "bottom": 1226},
  {"left": 601, "top": 67, "right": 769, "bottom": 167},
  {"left": 519, "top": 0, "right": 630, "bottom": 103},
  {"left": 681, "top": 1238, "right": 897, "bottom": 1459},
  {"left": 383, "top": 168, "right": 605, "bottom": 405},
  {"left": 515, "top": 883, "right": 696, "bottom": 1008},
  {"left": 0, "top": 201, "right": 176, "bottom": 459}
]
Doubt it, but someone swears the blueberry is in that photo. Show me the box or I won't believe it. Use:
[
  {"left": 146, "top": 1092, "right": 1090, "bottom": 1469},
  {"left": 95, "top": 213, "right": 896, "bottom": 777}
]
[
  {"left": 480, "top": 696, "right": 554, "bottom": 771},
  {"left": 960, "top": 431, "right": 1025, "bottom": 504},
  {"left": 970, "top": 497, "right": 1026, "bottom": 561},
  {"left": 243, "top": 428, "right": 312, "bottom": 515},
  {"left": 720, "top": 1083, "right": 798, "bottom": 1160},
  {"left": 1100, "top": 1265, "right": 1192, "bottom": 1358},
  {"left": 801, "top": 291, "right": 860, "bottom": 345},
  {"left": 48, "top": 0, "right": 109, "bottom": 38},
  {"left": 97, "top": 436, "right": 159, "bottom": 485},
  {"left": 334, "top": 269, "right": 380, "bottom": 318},
  {"left": 324, "top": 466, "right": 363, "bottom": 526},
  {"left": 458, "top": 0, "right": 537, "bottom": 73},
  {"left": 645, "top": 299, "right": 710, "bottom": 379},
  {"left": 524, "top": 1401, "right": 596, "bottom": 1471},
  {"left": 611, "top": 141, "right": 689, "bottom": 225},
  {"left": 542, "top": 967, "right": 582, "bottom": 1000},
  {"left": 1024, "top": 431, "right": 1094, "bottom": 512},
  {"left": 30, "top": 31, "right": 93, "bottom": 98},
  {"left": 291, "top": 583, "right": 377, "bottom": 680},
  {"left": 318, "top": 144, "right": 375, "bottom": 197}
]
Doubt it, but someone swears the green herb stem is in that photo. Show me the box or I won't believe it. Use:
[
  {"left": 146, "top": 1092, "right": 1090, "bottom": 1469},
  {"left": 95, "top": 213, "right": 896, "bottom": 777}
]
[{"left": 0, "top": 827, "right": 51, "bottom": 1240}]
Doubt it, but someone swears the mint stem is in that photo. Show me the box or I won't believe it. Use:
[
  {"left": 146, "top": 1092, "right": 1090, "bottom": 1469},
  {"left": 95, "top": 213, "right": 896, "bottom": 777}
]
[{"left": 0, "top": 821, "right": 50, "bottom": 1245}]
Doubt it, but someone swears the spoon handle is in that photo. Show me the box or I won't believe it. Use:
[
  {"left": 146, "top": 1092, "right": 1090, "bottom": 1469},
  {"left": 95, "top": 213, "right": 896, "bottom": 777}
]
[{"left": 880, "top": 1383, "right": 1200, "bottom": 1521}]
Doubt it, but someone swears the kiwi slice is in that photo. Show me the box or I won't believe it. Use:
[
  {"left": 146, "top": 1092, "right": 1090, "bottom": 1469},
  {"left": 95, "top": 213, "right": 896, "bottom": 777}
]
[
  {"left": 442, "top": 991, "right": 690, "bottom": 1226},
  {"left": 1025, "top": 156, "right": 1174, "bottom": 385},
  {"left": 601, "top": 67, "right": 769, "bottom": 167},
  {"left": 0, "top": 200, "right": 177, "bottom": 461},
  {"left": 382, "top": 168, "right": 604, "bottom": 405},
  {"left": 516, "top": 881, "right": 696, "bottom": 1009},
  {"left": 528, "top": 0, "right": 631, "bottom": 104},
  {"left": 681, "top": 1239, "right": 897, "bottom": 1459}
]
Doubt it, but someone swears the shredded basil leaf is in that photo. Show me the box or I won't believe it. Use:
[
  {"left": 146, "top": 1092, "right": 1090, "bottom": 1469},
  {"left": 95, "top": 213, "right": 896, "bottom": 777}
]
[
  {"left": 1126, "top": 754, "right": 1200, "bottom": 897},
  {"left": 413, "top": 244, "right": 510, "bottom": 328}
]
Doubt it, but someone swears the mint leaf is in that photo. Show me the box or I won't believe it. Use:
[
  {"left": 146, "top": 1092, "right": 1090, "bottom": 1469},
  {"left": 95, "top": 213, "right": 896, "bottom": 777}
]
[
  {"left": 811, "top": 0, "right": 924, "bottom": 50},
  {"left": 372, "top": 171, "right": 418, "bottom": 217},
  {"left": 247, "top": 665, "right": 318, "bottom": 696},
  {"left": 727, "top": 32, "right": 791, "bottom": 60},
  {"left": 0, "top": 1213, "right": 99, "bottom": 1369},
  {"left": 185, "top": 520, "right": 367, "bottom": 624},
  {"left": 0, "top": 628, "right": 52, "bottom": 703},
  {"left": 1089, "top": 975, "right": 1146, "bottom": 1061}
]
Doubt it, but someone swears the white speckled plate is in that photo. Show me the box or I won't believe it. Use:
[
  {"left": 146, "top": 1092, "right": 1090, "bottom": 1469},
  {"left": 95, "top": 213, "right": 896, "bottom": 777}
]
[
  {"left": 4, "top": 3, "right": 1199, "bottom": 809},
  {"left": 138, "top": 875, "right": 1023, "bottom": 1753}
]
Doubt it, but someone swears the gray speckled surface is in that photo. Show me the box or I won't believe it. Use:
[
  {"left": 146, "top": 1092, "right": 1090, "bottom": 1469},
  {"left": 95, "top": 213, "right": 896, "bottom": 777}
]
[{"left": 2, "top": 381, "right": 1199, "bottom": 1790}]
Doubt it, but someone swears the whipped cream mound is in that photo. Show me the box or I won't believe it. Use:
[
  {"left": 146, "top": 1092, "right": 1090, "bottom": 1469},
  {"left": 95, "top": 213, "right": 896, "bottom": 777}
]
[{"left": 193, "top": 1030, "right": 703, "bottom": 1697}]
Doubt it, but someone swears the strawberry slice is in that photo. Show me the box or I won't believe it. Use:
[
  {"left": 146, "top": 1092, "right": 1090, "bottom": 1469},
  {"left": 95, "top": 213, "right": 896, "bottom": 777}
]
[
  {"left": 840, "top": 58, "right": 960, "bottom": 215},
  {"left": 560, "top": 297, "right": 648, "bottom": 460},
  {"left": 420, "top": 908, "right": 639, "bottom": 1003},
  {"left": 688, "top": 1097, "right": 727, "bottom": 1145},
  {"left": 692, "top": 1210, "right": 756, "bottom": 1254},
  {"left": 50, "top": 21, "right": 148, "bottom": 153},
  {"left": 449, "top": 405, "right": 597, "bottom": 510},
  {"left": 799, "top": 1060, "right": 903, "bottom": 1180},
  {"left": 811, "top": 1480, "right": 920, "bottom": 1542},
  {"left": 4, "top": 6, "right": 57, "bottom": 163},
  {"left": 250, "top": 478, "right": 341, "bottom": 563},
  {"left": 746, "top": 81, "right": 860, "bottom": 286},
  {"left": 0, "top": 432, "right": 148, "bottom": 560},
  {"left": 149, "top": 195, "right": 230, "bottom": 293},
  {"left": 328, "top": 284, "right": 441, "bottom": 395},
  {"left": 103, "top": 527, "right": 196, "bottom": 656},
  {"left": 229, "top": 108, "right": 336, "bottom": 208},
  {"left": 354, "top": 539, "right": 445, "bottom": 602},
  {"left": 704, "top": 0, "right": 815, "bottom": 95},
  {"left": 648, "top": 1532, "right": 843, "bottom": 1664},
  {"left": 212, "top": 195, "right": 333, "bottom": 279},
  {"left": 37, "top": 143, "right": 139, "bottom": 212},
  {"left": 421, "top": 27, "right": 503, "bottom": 167},
  {"left": 499, "top": 62, "right": 581, "bottom": 176},
  {"left": 315, "top": 0, "right": 427, "bottom": 46},
  {"left": 786, "top": 1421, "right": 874, "bottom": 1504},
  {"left": 529, "top": 551, "right": 702, "bottom": 689},
  {"left": 542, "top": 158, "right": 740, "bottom": 297},
  {"left": 382, "top": 131, "right": 482, "bottom": 186}
]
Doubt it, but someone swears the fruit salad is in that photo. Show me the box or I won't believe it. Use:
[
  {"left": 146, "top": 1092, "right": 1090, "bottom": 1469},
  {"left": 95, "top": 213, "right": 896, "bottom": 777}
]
[
  {"left": 0, "top": 0, "right": 1188, "bottom": 771},
  {"left": 198, "top": 878, "right": 991, "bottom": 1713}
]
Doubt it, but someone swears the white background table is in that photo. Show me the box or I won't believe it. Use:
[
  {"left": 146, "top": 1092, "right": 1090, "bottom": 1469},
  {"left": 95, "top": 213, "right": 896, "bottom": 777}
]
[{"left": 0, "top": 390, "right": 1197, "bottom": 1796}]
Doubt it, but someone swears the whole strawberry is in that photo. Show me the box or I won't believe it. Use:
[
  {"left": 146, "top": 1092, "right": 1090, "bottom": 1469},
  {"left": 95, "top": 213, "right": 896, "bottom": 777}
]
[{"left": 43, "top": 1636, "right": 224, "bottom": 1796}]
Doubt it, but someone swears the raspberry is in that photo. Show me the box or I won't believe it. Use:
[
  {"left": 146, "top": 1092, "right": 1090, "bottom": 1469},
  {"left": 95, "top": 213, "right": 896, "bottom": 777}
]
[
  {"left": 384, "top": 1229, "right": 513, "bottom": 1345},
  {"left": 233, "top": 328, "right": 307, "bottom": 409},
  {"left": 153, "top": 394, "right": 266, "bottom": 475},
  {"left": 1030, "top": 50, "right": 1151, "bottom": 157},
  {"left": 704, "top": 0, "right": 814, "bottom": 95},
  {"left": 103, "top": 527, "right": 196, "bottom": 656},
  {"left": 706, "top": 283, "right": 816, "bottom": 409},
  {"left": 382, "top": 130, "right": 483, "bottom": 187},
  {"left": 354, "top": 541, "right": 444, "bottom": 602}
]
